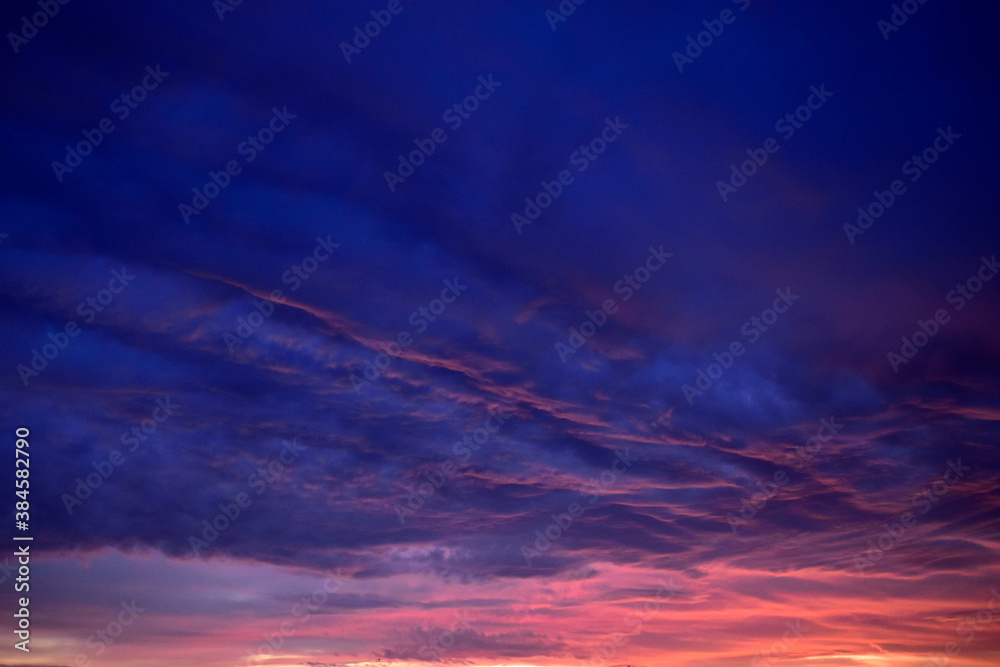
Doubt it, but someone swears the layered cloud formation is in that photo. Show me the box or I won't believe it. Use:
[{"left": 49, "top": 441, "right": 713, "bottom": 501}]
[{"left": 1, "top": 1, "right": 999, "bottom": 666}]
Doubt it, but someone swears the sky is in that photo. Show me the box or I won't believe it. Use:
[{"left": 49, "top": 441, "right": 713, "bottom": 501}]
[{"left": 1, "top": 1, "right": 1000, "bottom": 666}]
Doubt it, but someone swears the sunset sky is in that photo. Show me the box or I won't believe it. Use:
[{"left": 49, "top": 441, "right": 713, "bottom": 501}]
[{"left": 2, "top": 1, "right": 1000, "bottom": 666}]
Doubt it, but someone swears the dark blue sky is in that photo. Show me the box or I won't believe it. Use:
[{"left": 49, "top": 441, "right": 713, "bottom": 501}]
[{"left": 1, "top": 1, "right": 999, "bottom": 666}]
